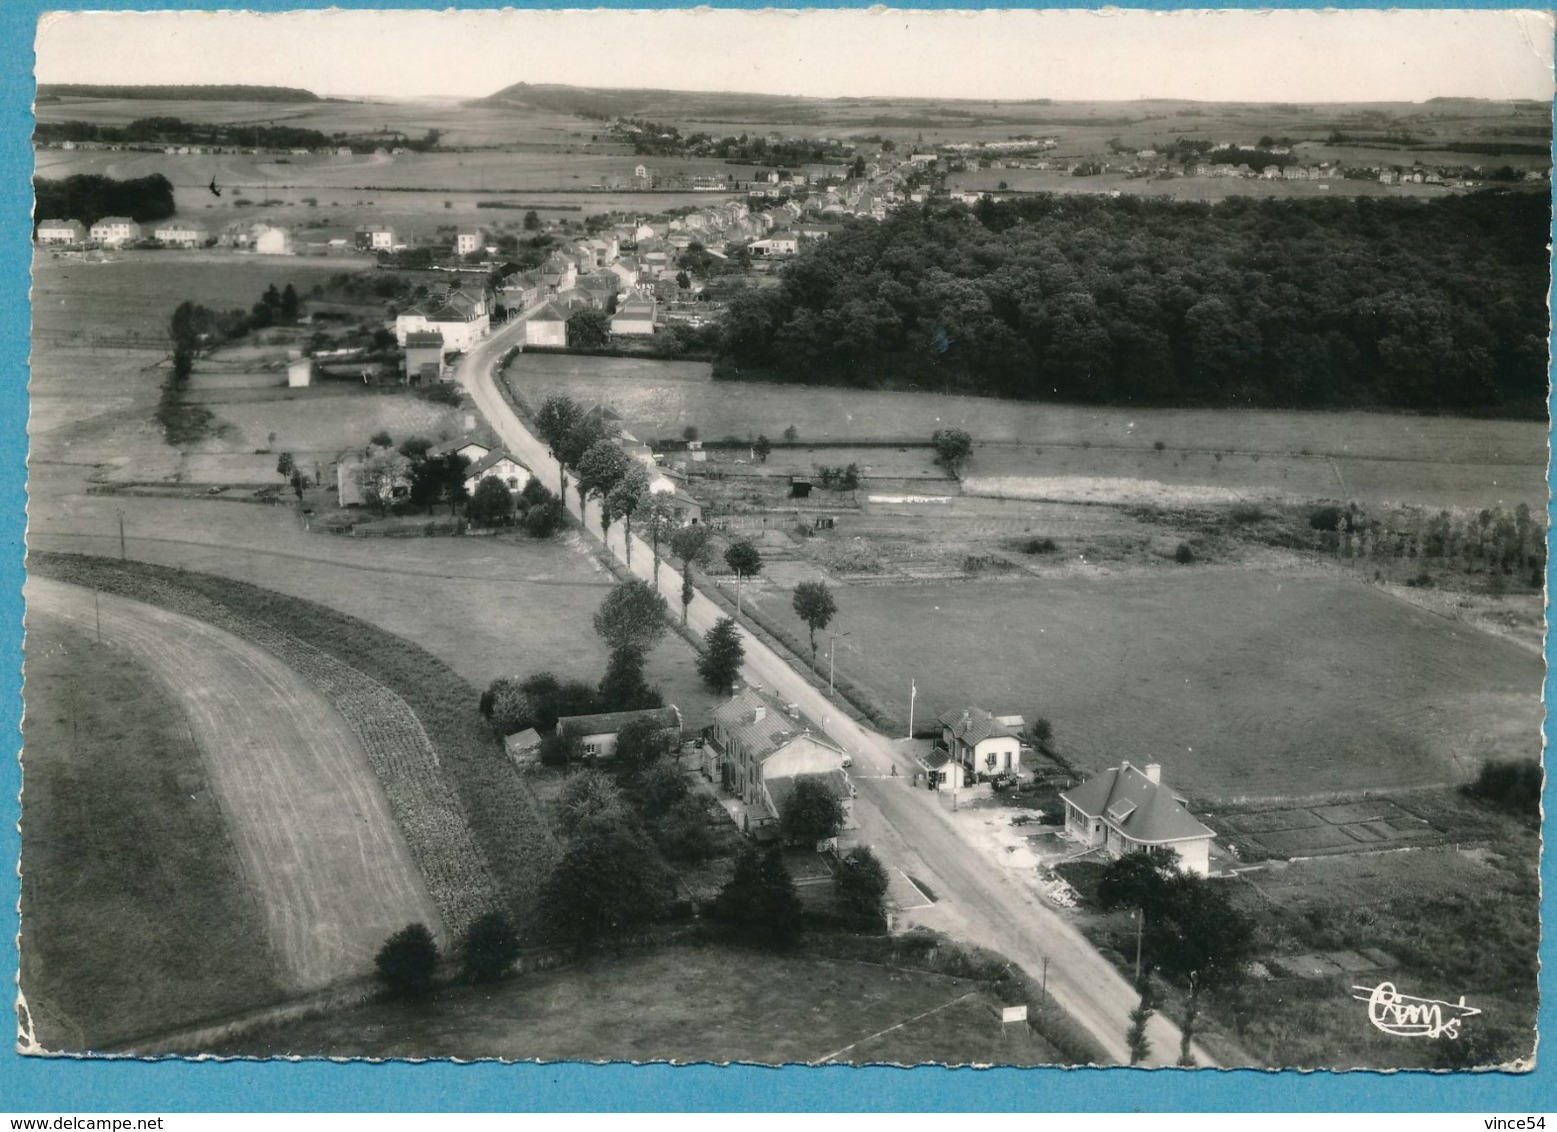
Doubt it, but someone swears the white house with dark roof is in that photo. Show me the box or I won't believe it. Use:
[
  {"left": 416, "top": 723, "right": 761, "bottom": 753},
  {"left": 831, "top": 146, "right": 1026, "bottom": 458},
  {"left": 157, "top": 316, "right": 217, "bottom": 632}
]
[
  {"left": 1060, "top": 761, "right": 1215, "bottom": 875},
  {"left": 558, "top": 706, "right": 682, "bottom": 760},
  {"left": 523, "top": 301, "right": 568, "bottom": 347},
  {"left": 89, "top": 216, "right": 141, "bottom": 246},
  {"left": 35, "top": 218, "right": 86, "bottom": 245},
  {"left": 463, "top": 448, "right": 531, "bottom": 496},
  {"left": 153, "top": 221, "right": 209, "bottom": 248},
  {"left": 937, "top": 706, "right": 1024, "bottom": 780},
  {"left": 395, "top": 287, "right": 491, "bottom": 350}
]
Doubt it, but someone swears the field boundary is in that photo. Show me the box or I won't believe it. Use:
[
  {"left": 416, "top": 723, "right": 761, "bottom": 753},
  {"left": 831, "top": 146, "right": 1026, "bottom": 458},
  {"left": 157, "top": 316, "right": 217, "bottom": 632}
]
[{"left": 28, "top": 552, "right": 558, "bottom": 939}]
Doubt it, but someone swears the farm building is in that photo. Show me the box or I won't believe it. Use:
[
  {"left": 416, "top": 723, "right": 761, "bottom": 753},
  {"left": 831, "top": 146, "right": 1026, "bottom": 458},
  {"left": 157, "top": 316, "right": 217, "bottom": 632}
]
[
  {"left": 557, "top": 706, "right": 682, "bottom": 761},
  {"left": 709, "top": 687, "right": 852, "bottom": 835},
  {"left": 523, "top": 302, "right": 568, "bottom": 348},
  {"left": 153, "top": 221, "right": 209, "bottom": 248},
  {"left": 286, "top": 358, "right": 313, "bottom": 388},
  {"left": 35, "top": 219, "right": 86, "bottom": 245},
  {"left": 1060, "top": 762, "right": 1215, "bottom": 876},
  {"left": 462, "top": 448, "right": 531, "bottom": 496},
  {"left": 937, "top": 706, "right": 1024, "bottom": 780},
  {"left": 395, "top": 287, "right": 491, "bottom": 351},
  {"left": 253, "top": 225, "right": 293, "bottom": 255},
  {"left": 504, "top": 727, "right": 543, "bottom": 768},
  {"left": 88, "top": 216, "right": 141, "bottom": 246},
  {"left": 402, "top": 331, "right": 446, "bottom": 384},
  {"left": 610, "top": 298, "right": 657, "bottom": 337}
]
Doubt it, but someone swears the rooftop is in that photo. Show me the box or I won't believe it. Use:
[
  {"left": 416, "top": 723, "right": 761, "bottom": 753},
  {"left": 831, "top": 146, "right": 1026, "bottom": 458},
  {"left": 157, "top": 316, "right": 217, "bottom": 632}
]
[
  {"left": 1060, "top": 762, "right": 1214, "bottom": 846},
  {"left": 558, "top": 705, "right": 682, "bottom": 739},
  {"left": 939, "top": 706, "right": 1022, "bottom": 746}
]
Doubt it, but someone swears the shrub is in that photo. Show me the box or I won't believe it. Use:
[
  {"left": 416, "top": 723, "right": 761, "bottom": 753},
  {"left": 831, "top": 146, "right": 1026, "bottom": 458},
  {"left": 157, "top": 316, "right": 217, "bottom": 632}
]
[
  {"left": 461, "top": 911, "right": 520, "bottom": 984},
  {"left": 1019, "top": 536, "right": 1058, "bottom": 555},
  {"left": 1229, "top": 503, "right": 1267, "bottom": 525},
  {"left": 1174, "top": 542, "right": 1195, "bottom": 564},
  {"left": 1309, "top": 505, "right": 1343, "bottom": 532},
  {"left": 375, "top": 923, "right": 439, "bottom": 998},
  {"left": 418, "top": 383, "right": 462, "bottom": 406},
  {"left": 835, "top": 845, "right": 890, "bottom": 923},
  {"left": 1462, "top": 758, "right": 1543, "bottom": 822}
]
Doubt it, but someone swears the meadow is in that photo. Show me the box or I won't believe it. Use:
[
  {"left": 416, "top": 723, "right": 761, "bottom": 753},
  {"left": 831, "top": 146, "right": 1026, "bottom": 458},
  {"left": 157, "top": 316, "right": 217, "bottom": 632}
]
[
  {"left": 503, "top": 354, "right": 1546, "bottom": 510},
  {"left": 756, "top": 571, "right": 1543, "bottom": 801},
  {"left": 20, "top": 612, "right": 283, "bottom": 1049},
  {"left": 202, "top": 940, "right": 1063, "bottom": 1065}
]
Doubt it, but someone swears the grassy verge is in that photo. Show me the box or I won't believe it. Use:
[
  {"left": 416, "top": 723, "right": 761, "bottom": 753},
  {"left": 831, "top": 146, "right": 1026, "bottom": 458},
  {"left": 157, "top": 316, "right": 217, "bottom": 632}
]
[
  {"left": 20, "top": 615, "right": 283, "bottom": 1049},
  {"left": 29, "top": 552, "right": 559, "bottom": 941}
]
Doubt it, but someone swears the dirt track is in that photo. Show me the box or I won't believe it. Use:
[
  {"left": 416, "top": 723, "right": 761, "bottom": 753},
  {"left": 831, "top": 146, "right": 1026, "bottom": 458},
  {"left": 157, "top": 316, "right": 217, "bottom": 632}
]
[{"left": 26, "top": 577, "right": 443, "bottom": 993}]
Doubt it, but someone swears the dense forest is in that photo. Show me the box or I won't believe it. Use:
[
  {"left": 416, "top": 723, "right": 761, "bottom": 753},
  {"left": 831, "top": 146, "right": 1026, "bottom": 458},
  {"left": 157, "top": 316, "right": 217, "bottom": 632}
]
[
  {"left": 36, "top": 84, "right": 321, "bottom": 102},
  {"left": 34, "top": 173, "right": 175, "bottom": 226},
  {"left": 34, "top": 117, "right": 439, "bottom": 154},
  {"left": 713, "top": 191, "right": 1551, "bottom": 416}
]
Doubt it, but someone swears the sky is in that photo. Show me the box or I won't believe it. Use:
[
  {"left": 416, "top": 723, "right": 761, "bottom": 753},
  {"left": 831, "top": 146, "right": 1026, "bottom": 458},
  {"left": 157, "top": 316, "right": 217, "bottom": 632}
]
[{"left": 33, "top": 7, "right": 1557, "bottom": 104}]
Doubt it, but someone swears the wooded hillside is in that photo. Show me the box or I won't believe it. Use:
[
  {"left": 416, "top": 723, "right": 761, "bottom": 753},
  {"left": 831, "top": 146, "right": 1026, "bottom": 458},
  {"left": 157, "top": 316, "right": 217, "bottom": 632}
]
[{"left": 714, "top": 191, "right": 1550, "bottom": 416}]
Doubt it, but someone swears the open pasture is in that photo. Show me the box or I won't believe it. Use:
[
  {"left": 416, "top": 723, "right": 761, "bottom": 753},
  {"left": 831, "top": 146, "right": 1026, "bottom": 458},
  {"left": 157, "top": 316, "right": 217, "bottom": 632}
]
[
  {"left": 949, "top": 168, "right": 1461, "bottom": 202},
  {"left": 19, "top": 612, "right": 284, "bottom": 1050},
  {"left": 204, "top": 942, "right": 1061, "bottom": 1065},
  {"left": 188, "top": 389, "right": 463, "bottom": 466},
  {"left": 504, "top": 354, "right": 1545, "bottom": 510},
  {"left": 758, "top": 571, "right": 1543, "bottom": 801}
]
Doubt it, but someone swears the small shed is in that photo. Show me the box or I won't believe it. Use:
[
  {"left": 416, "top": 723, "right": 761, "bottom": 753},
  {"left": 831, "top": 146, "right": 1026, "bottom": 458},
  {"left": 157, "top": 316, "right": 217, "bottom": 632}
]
[
  {"left": 287, "top": 357, "right": 313, "bottom": 388},
  {"left": 504, "top": 727, "right": 543, "bottom": 768},
  {"left": 790, "top": 475, "right": 813, "bottom": 499}
]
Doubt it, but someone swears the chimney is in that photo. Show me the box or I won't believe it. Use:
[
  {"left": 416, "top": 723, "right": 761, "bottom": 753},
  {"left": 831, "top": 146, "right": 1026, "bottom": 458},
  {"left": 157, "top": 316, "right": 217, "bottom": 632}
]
[
  {"left": 1144, "top": 763, "right": 1161, "bottom": 785},
  {"left": 753, "top": 706, "right": 766, "bottom": 723}
]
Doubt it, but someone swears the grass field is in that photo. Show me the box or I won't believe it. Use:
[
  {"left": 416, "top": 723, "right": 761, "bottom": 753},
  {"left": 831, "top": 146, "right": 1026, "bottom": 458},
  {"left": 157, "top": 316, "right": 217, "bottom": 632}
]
[
  {"left": 204, "top": 941, "right": 1062, "bottom": 1065},
  {"left": 757, "top": 571, "right": 1543, "bottom": 801},
  {"left": 19, "top": 612, "right": 284, "bottom": 1050},
  {"left": 505, "top": 354, "right": 1546, "bottom": 512}
]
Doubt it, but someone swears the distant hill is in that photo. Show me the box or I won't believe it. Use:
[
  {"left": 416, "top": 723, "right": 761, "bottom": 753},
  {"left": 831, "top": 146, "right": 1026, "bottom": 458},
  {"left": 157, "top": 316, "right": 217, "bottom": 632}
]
[
  {"left": 37, "top": 84, "right": 321, "bottom": 103},
  {"left": 474, "top": 82, "right": 827, "bottom": 122}
]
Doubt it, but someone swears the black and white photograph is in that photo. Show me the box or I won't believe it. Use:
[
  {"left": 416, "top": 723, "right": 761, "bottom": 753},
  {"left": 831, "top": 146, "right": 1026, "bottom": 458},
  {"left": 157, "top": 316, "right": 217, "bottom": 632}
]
[{"left": 18, "top": 6, "right": 1552, "bottom": 1074}]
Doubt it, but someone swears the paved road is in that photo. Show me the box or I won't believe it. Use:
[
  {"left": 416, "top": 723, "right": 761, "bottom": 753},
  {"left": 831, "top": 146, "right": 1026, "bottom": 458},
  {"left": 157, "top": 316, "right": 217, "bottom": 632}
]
[{"left": 458, "top": 322, "right": 1219, "bottom": 1067}]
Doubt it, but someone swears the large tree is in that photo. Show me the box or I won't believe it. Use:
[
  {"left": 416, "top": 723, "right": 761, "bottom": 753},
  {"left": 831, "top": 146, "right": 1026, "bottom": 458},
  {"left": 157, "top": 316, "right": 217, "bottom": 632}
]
[
  {"left": 597, "top": 647, "right": 662, "bottom": 712},
  {"left": 466, "top": 476, "right": 515, "bottom": 527},
  {"left": 576, "top": 439, "right": 632, "bottom": 522},
  {"left": 791, "top": 580, "right": 838, "bottom": 670},
  {"left": 779, "top": 776, "right": 844, "bottom": 847},
  {"left": 931, "top": 428, "right": 974, "bottom": 476},
  {"left": 834, "top": 845, "right": 889, "bottom": 923},
  {"left": 605, "top": 463, "right": 651, "bottom": 567},
  {"left": 697, "top": 616, "right": 745, "bottom": 693},
  {"left": 567, "top": 308, "right": 612, "bottom": 349},
  {"left": 356, "top": 450, "right": 411, "bottom": 512},
  {"left": 713, "top": 843, "right": 803, "bottom": 949},
  {"left": 593, "top": 578, "right": 669, "bottom": 658},
  {"left": 534, "top": 395, "right": 584, "bottom": 495}
]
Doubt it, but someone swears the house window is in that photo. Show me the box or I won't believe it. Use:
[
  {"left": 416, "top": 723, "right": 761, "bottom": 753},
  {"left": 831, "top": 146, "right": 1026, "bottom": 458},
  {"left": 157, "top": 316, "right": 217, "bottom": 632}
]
[
  {"left": 986, "top": 753, "right": 997, "bottom": 769},
  {"left": 584, "top": 742, "right": 598, "bottom": 756},
  {"left": 506, "top": 477, "right": 518, "bottom": 488}
]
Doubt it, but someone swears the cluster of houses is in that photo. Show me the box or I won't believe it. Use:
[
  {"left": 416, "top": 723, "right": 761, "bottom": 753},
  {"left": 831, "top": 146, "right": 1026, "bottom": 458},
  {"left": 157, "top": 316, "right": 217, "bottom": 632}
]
[{"left": 33, "top": 215, "right": 297, "bottom": 253}]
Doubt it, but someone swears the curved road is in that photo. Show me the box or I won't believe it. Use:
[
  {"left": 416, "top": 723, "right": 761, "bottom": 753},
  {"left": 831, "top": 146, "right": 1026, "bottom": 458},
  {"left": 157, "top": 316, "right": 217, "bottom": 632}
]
[
  {"left": 27, "top": 577, "right": 443, "bottom": 993},
  {"left": 458, "top": 320, "right": 1219, "bottom": 1067}
]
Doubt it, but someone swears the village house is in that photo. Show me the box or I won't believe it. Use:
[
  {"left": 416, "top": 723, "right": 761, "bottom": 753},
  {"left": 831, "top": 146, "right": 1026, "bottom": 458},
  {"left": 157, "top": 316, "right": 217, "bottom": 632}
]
[
  {"left": 709, "top": 687, "right": 854, "bottom": 837},
  {"left": 462, "top": 448, "right": 531, "bottom": 496},
  {"left": 455, "top": 229, "right": 484, "bottom": 257},
  {"left": 558, "top": 705, "right": 682, "bottom": 760},
  {"left": 432, "top": 436, "right": 492, "bottom": 468},
  {"left": 1060, "top": 761, "right": 1216, "bottom": 876},
  {"left": 88, "top": 216, "right": 142, "bottom": 246},
  {"left": 153, "top": 221, "right": 209, "bottom": 249},
  {"left": 402, "top": 330, "right": 446, "bottom": 385},
  {"left": 748, "top": 234, "right": 800, "bottom": 259},
  {"left": 937, "top": 706, "right": 1024, "bottom": 781},
  {"left": 34, "top": 218, "right": 86, "bottom": 245},
  {"left": 610, "top": 296, "right": 657, "bottom": 337},
  {"left": 523, "top": 302, "right": 568, "bottom": 348},
  {"left": 253, "top": 225, "right": 293, "bottom": 255},
  {"left": 395, "top": 286, "right": 491, "bottom": 350},
  {"left": 497, "top": 270, "right": 543, "bottom": 312},
  {"left": 356, "top": 224, "right": 396, "bottom": 252}
]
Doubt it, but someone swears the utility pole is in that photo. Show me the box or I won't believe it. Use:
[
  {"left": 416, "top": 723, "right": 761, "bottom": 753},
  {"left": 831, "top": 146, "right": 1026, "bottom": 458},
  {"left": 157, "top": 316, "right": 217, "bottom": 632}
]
[
  {"left": 908, "top": 678, "right": 917, "bottom": 738},
  {"left": 735, "top": 569, "right": 743, "bottom": 619},
  {"left": 117, "top": 510, "right": 126, "bottom": 560},
  {"left": 94, "top": 589, "right": 101, "bottom": 644}
]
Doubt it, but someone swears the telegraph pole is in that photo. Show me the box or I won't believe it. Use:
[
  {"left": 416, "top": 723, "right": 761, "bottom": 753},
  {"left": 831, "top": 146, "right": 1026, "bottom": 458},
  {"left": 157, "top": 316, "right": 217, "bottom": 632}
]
[
  {"left": 94, "top": 589, "right": 101, "bottom": 644},
  {"left": 908, "top": 678, "right": 917, "bottom": 738}
]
